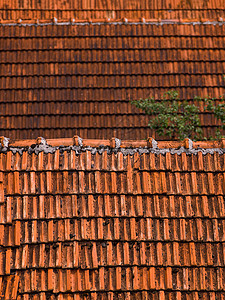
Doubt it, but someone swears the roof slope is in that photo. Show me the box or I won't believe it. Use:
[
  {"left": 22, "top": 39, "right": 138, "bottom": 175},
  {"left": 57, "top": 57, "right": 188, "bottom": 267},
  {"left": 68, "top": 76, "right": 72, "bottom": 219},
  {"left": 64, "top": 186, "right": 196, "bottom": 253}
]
[
  {"left": 0, "top": 23, "right": 225, "bottom": 140},
  {"left": 0, "top": 137, "right": 225, "bottom": 298},
  {"left": 0, "top": 0, "right": 224, "bottom": 22}
]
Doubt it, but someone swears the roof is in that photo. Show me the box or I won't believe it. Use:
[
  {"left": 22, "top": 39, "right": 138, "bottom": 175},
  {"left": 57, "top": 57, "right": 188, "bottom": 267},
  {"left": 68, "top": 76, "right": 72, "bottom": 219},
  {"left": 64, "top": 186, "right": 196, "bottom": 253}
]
[
  {"left": 0, "top": 0, "right": 224, "bottom": 22},
  {"left": 0, "top": 23, "right": 225, "bottom": 140},
  {"left": 0, "top": 137, "right": 225, "bottom": 298}
]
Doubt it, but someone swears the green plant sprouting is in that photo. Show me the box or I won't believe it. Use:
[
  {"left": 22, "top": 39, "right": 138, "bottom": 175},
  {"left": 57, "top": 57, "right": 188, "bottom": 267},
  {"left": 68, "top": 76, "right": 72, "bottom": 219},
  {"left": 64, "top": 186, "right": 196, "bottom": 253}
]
[
  {"left": 203, "top": 96, "right": 225, "bottom": 139},
  {"left": 131, "top": 90, "right": 225, "bottom": 141}
]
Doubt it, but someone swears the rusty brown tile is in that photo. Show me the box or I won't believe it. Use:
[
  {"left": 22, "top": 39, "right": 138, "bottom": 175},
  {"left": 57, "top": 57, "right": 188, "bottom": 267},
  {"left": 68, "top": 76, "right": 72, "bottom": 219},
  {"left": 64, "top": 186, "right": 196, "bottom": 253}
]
[{"left": 0, "top": 23, "right": 225, "bottom": 140}]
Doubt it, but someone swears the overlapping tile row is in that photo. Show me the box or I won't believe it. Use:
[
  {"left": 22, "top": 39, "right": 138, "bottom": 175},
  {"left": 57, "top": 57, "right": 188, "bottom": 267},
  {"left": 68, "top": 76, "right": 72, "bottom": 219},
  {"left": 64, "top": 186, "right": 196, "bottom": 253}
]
[
  {"left": 0, "top": 139, "right": 225, "bottom": 298},
  {"left": 0, "top": 0, "right": 224, "bottom": 21},
  {"left": 0, "top": 23, "right": 225, "bottom": 140}
]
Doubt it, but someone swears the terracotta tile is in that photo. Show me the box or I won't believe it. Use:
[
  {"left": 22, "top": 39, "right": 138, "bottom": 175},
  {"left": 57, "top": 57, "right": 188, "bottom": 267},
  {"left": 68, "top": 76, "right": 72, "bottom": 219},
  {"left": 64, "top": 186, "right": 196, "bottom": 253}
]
[
  {"left": 0, "top": 23, "right": 225, "bottom": 140},
  {"left": 0, "top": 141, "right": 225, "bottom": 297}
]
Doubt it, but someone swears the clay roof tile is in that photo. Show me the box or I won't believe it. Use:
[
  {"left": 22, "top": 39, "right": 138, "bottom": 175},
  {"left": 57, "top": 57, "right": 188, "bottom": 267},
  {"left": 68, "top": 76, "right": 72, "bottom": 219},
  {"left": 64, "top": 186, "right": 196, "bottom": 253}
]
[
  {"left": 0, "top": 138, "right": 225, "bottom": 298},
  {"left": 0, "top": 0, "right": 224, "bottom": 22},
  {"left": 0, "top": 23, "right": 224, "bottom": 140}
]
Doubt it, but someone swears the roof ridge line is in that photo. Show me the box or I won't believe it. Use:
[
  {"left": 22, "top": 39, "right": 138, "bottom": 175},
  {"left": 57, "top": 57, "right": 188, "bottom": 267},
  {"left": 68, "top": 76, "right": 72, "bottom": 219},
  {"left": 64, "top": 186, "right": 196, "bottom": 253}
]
[
  {"left": 0, "top": 136, "right": 225, "bottom": 152},
  {"left": 0, "top": 17, "right": 224, "bottom": 26}
]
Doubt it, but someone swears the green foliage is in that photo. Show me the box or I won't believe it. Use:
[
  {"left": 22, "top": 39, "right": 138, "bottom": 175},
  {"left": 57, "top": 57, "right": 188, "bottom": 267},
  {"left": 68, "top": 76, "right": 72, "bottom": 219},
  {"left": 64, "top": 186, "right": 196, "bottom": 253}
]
[
  {"left": 131, "top": 91, "right": 225, "bottom": 141},
  {"left": 203, "top": 96, "right": 225, "bottom": 139}
]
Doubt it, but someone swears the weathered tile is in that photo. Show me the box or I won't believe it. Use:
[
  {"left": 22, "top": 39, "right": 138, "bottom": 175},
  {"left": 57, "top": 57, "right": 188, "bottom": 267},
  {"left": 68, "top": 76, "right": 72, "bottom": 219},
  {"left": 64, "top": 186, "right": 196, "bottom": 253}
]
[{"left": 0, "top": 139, "right": 224, "bottom": 298}]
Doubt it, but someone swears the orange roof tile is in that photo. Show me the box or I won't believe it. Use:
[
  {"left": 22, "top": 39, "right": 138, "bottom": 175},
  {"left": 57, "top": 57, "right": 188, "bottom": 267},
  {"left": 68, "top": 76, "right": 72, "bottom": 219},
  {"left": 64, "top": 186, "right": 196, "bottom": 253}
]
[
  {"left": 0, "top": 0, "right": 224, "bottom": 22},
  {"left": 0, "top": 23, "right": 225, "bottom": 140},
  {"left": 0, "top": 137, "right": 225, "bottom": 298},
  {"left": 0, "top": 275, "right": 19, "bottom": 299}
]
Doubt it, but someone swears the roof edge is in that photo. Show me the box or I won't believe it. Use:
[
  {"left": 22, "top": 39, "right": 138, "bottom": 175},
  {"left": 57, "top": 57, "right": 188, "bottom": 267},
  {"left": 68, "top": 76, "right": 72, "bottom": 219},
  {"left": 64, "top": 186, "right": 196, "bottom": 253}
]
[
  {"left": 0, "top": 18, "right": 224, "bottom": 26},
  {"left": 0, "top": 136, "right": 225, "bottom": 153}
]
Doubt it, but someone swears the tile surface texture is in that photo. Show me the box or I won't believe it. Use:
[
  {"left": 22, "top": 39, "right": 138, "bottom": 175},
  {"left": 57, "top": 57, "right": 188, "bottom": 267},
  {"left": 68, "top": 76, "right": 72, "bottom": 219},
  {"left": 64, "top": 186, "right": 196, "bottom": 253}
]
[
  {"left": 0, "top": 137, "right": 225, "bottom": 298},
  {"left": 0, "top": 0, "right": 224, "bottom": 21},
  {"left": 0, "top": 23, "right": 225, "bottom": 140}
]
